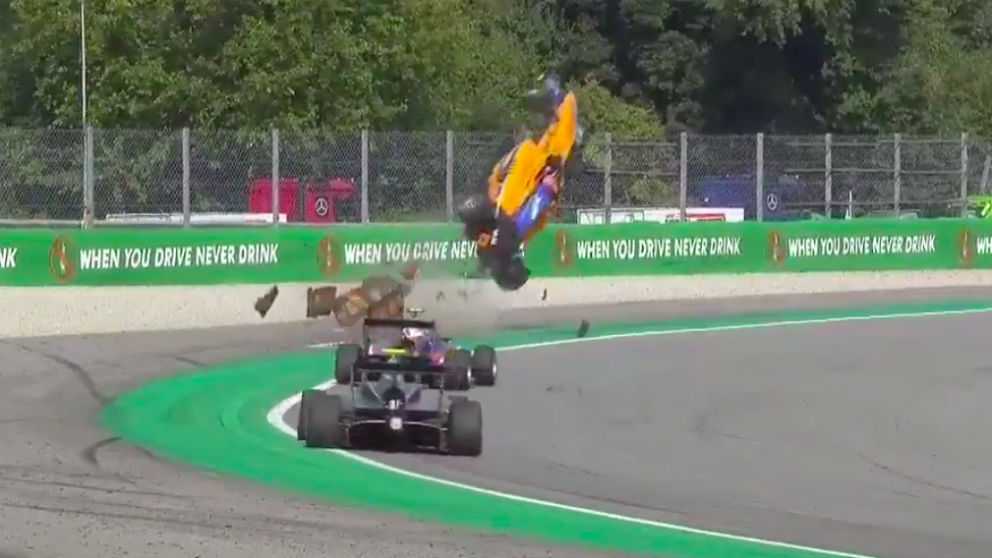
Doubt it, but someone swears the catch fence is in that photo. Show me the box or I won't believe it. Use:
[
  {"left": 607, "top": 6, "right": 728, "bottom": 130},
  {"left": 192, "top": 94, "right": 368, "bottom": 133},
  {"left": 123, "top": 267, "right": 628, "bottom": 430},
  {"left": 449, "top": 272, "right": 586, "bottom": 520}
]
[{"left": 0, "top": 128, "right": 987, "bottom": 226}]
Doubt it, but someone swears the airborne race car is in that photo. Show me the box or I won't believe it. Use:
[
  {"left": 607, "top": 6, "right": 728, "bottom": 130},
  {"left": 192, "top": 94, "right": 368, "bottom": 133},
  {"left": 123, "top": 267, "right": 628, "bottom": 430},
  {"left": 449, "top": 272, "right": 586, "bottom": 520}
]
[{"left": 457, "top": 74, "right": 582, "bottom": 291}]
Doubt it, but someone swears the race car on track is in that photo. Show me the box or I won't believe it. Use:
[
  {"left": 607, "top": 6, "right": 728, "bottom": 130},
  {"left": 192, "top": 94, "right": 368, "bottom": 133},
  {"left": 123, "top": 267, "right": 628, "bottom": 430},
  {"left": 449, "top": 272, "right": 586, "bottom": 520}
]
[
  {"left": 295, "top": 321, "right": 486, "bottom": 455},
  {"left": 334, "top": 314, "right": 497, "bottom": 389},
  {"left": 456, "top": 72, "right": 583, "bottom": 291}
]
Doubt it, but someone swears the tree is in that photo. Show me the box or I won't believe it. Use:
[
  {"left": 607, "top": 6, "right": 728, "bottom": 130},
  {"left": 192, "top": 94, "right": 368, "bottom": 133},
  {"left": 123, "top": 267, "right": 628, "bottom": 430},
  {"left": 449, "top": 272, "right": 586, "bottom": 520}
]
[
  {"left": 549, "top": 0, "right": 910, "bottom": 134},
  {"left": 0, "top": 0, "right": 550, "bottom": 131},
  {"left": 867, "top": 0, "right": 992, "bottom": 136}
]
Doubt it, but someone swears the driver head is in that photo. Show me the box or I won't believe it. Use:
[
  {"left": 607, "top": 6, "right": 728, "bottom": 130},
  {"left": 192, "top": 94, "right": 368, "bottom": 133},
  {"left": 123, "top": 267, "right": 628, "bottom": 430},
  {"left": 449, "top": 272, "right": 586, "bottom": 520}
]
[{"left": 402, "top": 326, "right": 425, "bottom": 339}]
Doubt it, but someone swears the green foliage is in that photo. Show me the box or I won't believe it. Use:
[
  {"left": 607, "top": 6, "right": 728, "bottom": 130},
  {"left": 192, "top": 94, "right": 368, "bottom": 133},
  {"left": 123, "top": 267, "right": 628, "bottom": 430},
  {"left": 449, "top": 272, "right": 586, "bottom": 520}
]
[
  {"left": 0, "top": 0, "right": 549, "bottom": 131},
  {"left": 572, "top": 77, "right": 664, "bottom": 139},
  {"left": 867, "top": 0, "right": 992, "bottom": 136},
  {"left": 569, "top": 78, "right": 671, "bottom": 206},
  {"left": 4, "top": 0, "right": 992, "bottom": 222},
  {"left": 2, "top": 0, "right": 991, "bottom": 137}
]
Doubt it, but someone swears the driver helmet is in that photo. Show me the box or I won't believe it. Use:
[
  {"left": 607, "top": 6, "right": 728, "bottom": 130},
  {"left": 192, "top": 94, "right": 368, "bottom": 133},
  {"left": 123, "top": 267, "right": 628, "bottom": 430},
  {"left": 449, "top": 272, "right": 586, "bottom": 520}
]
[{"left": 402, "top": 327, "right": 430, "bottom": 349}]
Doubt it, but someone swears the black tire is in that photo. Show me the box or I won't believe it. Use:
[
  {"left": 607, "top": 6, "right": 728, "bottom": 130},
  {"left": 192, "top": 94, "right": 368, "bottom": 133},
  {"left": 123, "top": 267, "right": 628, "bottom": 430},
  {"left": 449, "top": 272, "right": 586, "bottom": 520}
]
[
  {"left": 304, "top": 393, "right": 345, "bottom": 448},
  {"left": 444, "top": 348, "right": 472, "bottom": 391},
  {"left": 296, "top": 389, "right": 319, "bottom": 440},
  {"left": 493, "top": 256, "right": 530, "bottom": 291},
  {"left": 335, "top": 343, "right": 361, "bottom": 385},
  {"left": 447, "top": 399, "right": 483, "bottom": 456},
  {"left": 471, "top": 345, "right": 497, "bottom": 386}
]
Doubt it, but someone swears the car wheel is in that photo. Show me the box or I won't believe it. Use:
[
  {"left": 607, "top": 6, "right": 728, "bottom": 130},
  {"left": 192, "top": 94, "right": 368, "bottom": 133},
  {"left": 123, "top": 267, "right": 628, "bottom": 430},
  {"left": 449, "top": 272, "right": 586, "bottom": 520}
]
[
  {"left": 493, "top": 256, "right": 530, "bottom": 291},
  {"left": 444, "top": 348, "right": 472, "bottom": 391},
  {"left": 447, "top": 399, "right": 482, "bottom": 456},
  {"left": 304, "top": 392, "right": 345, "bottom": 448},
  {"left": 335, "top": 343, "right": 361, "bottom": 385},
  {"left": 471, "top": 345, "right": 497, "bottom": 386},
  {"left": 296, "top": 389, "right": 319, "bottom": 440}
]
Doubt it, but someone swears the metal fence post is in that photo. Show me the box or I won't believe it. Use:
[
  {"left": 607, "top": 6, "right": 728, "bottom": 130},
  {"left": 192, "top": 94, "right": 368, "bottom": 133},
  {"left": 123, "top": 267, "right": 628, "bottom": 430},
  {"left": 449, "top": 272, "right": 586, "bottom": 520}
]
[
  {"left": 604, "top": 132, "right": 612, "bottom": 218},
  {"left": 271, "top": 127, "right": 280, "bottom": 227},
  {"left": 893, "top": 133, "right": 901, "bottom": 213},
  {"left": 961, "top": 132, "right": 969, "bottom": 216},
  {"left": 756, "top": 132, "right": 764, "bottom": 222},
  {"left": 83, "top": 125, "right": 94, "bottom": 228},
  {"left": 361, "top": 129, "right": 369, "bottom": 223},
  {"left": 182, "top": 127, "right": 190, "bottom": 227},
  {"left": 445, "top": 130, "right": 454, "bottom": 222},
  {"left": 679, "top": 132, "right": 687, "bottom": 222},
  {"left": 824, "top": 133, "right": 832, "bottom": 217},
  {"left": 982, "top": 155, "right": 991, "bottom": 194}
]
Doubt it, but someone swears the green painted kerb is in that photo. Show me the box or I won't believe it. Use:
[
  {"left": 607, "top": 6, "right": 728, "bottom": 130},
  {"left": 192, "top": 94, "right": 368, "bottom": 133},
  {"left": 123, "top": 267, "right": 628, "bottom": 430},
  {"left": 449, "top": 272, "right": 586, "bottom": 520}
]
[{"left": 100, "top": 301, "right": 992, "bottom": 557}]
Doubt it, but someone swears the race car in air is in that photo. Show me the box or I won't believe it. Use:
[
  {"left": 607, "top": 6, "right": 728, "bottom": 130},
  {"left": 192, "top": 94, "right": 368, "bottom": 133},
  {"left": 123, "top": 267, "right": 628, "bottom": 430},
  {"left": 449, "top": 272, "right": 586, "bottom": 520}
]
[{"left": 457, "top": 73, "right": 583, "bottom": 291}]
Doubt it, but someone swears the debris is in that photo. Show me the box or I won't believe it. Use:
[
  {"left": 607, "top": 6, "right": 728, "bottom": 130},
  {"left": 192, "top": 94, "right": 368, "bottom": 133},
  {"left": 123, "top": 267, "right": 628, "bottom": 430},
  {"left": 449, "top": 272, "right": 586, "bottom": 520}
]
[
  {"left": 576, "top": 319, "right": 589, "bottom": 338},
  {"left": 400, "top": 262, "right": 420, "bottom": 281},
  {"left": 541, "top": 288, "right": 548, "bottom": 301},
  {"left": 306, "top": 285, "right": 338, "bottom": 318},
  {"left": 305, "top": 263, "right": 422, "bottom": 327},
  {"left": 331, "top": 267, "right": 420, "bottom": 326},
  {"left": 331, "top": 285, "right": 374, "bottom": 326},
  {"left": 254, "top": 286, "right": 279, "bottom": 318},
  {"left": 436, "top": 291, "right": 446, "bottom": 301}
]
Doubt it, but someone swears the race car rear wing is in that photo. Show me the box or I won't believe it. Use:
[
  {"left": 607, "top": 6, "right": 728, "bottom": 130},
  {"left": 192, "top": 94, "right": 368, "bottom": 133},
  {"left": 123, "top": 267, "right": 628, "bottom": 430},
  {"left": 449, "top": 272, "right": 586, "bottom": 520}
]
[
  {"left": 354, "top": 357, "right": 447, "bottom": 376},
  {"left": 363, "top": 317, "right": 437, "bottom": 330},
  {"left": 352, "top": 360, "right": 450, "bottom": 393}
]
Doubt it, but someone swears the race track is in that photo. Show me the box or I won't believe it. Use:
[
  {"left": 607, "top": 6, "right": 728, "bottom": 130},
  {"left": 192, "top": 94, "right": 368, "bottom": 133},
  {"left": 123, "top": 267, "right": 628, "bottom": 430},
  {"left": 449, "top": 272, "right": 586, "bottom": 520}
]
[{"left": 5, "top": 286, "right": 992, "bottom": 556}]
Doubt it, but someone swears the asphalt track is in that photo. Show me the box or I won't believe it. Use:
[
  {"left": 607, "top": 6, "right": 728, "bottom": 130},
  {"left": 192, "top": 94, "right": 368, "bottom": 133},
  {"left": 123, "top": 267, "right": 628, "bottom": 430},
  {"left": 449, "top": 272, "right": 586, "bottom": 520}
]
[{"left": 5, "top": 286, "right": 992, "bottom": 557}]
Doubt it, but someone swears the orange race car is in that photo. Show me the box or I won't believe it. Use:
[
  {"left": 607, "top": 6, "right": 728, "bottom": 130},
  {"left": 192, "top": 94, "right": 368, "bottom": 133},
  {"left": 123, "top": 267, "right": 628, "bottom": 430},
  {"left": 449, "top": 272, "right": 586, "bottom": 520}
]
[{"left": 457, "top": 73, "right": 583, "bottom": 291}]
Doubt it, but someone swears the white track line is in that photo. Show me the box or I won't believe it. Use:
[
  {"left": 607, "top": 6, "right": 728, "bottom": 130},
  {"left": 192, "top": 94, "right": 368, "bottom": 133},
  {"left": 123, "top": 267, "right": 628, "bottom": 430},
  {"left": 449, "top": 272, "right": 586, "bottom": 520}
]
[{"left": 275, "top": 305, "right": 992, "bottom": 558}]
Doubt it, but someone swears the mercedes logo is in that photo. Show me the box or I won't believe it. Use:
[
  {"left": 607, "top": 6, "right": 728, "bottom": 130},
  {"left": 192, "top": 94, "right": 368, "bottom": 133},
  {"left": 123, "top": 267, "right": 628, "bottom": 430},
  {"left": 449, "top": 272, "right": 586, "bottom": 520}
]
[
  {"left": 766, "top": 192, "right": 780, "bottom": 212},
  {"left": 315, "top": 197, "right": 329, "bottom": 216}
]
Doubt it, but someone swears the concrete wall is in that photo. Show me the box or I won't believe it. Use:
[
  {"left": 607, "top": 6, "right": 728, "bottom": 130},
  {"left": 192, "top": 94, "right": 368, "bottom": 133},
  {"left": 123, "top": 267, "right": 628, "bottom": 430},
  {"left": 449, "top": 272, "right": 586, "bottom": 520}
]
[{"left": 5, "top": 270, "right": 992, "bottom": 338}]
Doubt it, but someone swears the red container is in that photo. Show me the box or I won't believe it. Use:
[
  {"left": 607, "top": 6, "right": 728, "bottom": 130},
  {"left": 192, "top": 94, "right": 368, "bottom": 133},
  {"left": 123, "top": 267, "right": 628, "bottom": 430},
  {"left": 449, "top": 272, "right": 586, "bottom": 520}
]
[
  {"left": 248, "top": 178, "right": 300, "bottom": 221},
  {"left": 304, "top": 178, "right": 357, "bottom": 223},
  {"left": 304, "top": 184, "right": 334, "bottom": 223}
]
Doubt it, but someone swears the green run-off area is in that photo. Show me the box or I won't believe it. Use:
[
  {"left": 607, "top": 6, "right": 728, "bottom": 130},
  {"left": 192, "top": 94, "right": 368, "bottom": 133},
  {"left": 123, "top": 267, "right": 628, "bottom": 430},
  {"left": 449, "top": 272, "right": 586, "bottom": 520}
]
[{"left": 3, "top": 218, "right": 992, "bottom": 285}]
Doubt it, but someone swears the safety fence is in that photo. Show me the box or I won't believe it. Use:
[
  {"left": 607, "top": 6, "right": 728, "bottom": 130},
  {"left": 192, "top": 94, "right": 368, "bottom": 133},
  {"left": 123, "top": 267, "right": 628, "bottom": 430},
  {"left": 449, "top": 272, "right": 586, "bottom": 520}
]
[
  {"left": 3, "top": 218, "right": 992, "bottom": 286},
  {"left": 1, "top": 129, "right": 990, "bottom": 226}
]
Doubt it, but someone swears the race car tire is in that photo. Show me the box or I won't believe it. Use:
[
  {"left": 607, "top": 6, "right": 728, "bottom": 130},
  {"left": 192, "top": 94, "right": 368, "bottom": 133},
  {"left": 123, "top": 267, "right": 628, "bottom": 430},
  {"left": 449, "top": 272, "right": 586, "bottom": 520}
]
[
  {"left": 296, "top": 389, "right": 320, "bottom": 440},
  {"left": 493, "top": 257, "right": 530, "bottom": 291},
  {"left": 471, "top": 345, "right": 497, "bottom": 386},
  {"left": 335, "top": 343, "right": 361, "bottom": 385},
  {"left": 444, "top": 348, "right": 472, "bottom": 391},
  {"left": 447, "top": 399, "right": 483, "bottom": 456},
  {"left": 304, "top": 392, "right": 345, "bottom": 448}
]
